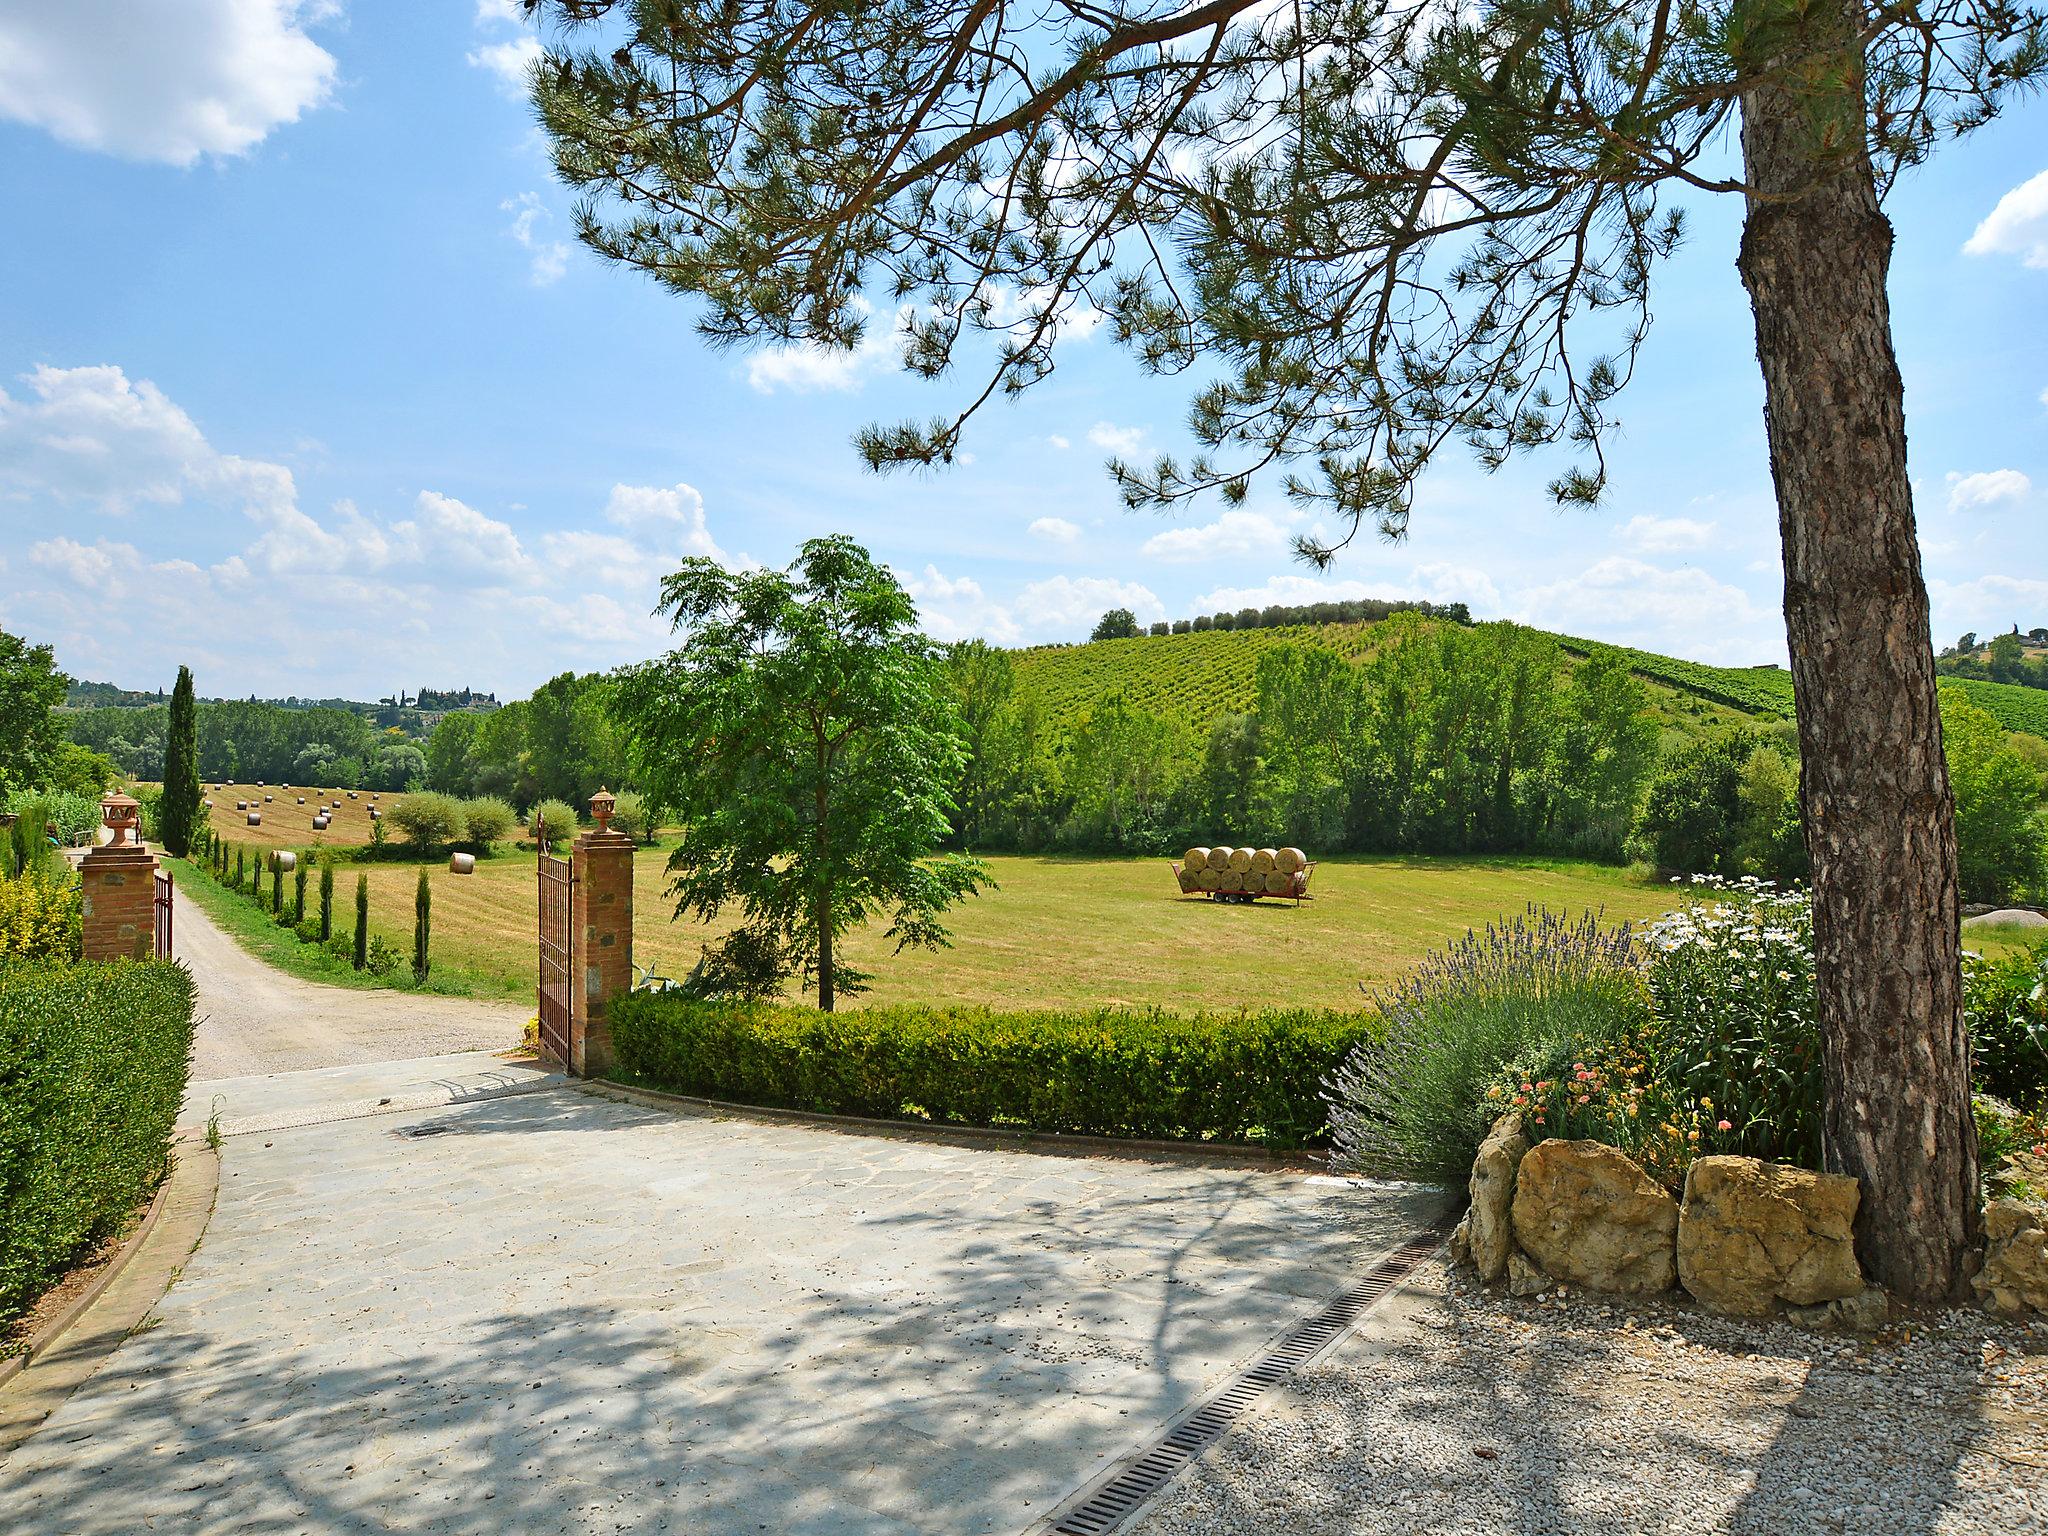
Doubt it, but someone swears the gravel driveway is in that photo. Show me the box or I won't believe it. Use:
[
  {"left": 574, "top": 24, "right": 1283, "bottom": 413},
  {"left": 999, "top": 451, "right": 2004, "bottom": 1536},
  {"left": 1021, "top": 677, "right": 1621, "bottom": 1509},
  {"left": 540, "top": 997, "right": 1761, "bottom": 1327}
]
[
  {"left": 1131, "top": 1260, "right": 2048, "bottom": 1536},
  {"left": 174, "top": 877, "right": 525, "bottom": 1083}
]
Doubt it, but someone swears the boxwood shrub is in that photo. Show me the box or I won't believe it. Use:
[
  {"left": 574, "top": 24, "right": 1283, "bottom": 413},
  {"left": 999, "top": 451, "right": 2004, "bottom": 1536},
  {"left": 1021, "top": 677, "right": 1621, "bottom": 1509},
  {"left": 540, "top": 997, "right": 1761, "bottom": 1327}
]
[
  {"left": 609, "top": 995, "right": 1380, "bottom": 1149},
  {"left": 0, "top": 959, "right": 196, "bottom": 1326}
]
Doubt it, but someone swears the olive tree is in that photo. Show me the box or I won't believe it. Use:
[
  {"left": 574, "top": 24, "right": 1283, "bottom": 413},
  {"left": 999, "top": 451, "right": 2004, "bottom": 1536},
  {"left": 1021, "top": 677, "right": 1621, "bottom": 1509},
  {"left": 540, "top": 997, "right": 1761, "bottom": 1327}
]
[{"left": 526, "top": 0, "right": 2044, "bottom": 1298}]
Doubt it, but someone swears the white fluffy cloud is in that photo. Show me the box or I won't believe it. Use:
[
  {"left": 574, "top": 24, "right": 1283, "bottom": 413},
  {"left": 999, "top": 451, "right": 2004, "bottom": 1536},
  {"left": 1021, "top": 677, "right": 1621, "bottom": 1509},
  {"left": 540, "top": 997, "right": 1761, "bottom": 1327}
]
[
  {"left": 1621, "top": 514, "right": 1716, "bottom": 552},
  {"left": 0, "top": 363, "right": 739, "bottom": 694},
  {"left": 1512, "top": 557, "right": 1782, "bottom": 665},
  {"left": 1028, "top": 516, "right": 1081, "bottom": 545},
  {"left": 1047, "top": 434, "right": 1071, "bottom": 451},
  {"left": 1963, "top": 169, "right": 2048, "bottom": 269},
  {"left": 1945, "top": 468, "right": 2032, "bottom": 513},
  {"left": 501, "top": 192, "right": 570, "bottom": 285},
  {"left": 0, "top": 1, "right": 337, "bottom": 167},
  {"left": 469, "top": 35, "right": 541, "bottom": 95},
  {"left": 0, "top": 363, "right": 294, "bottom": 518},
  {"left": 1086, "top": 421, "right": 1146, "bottom": 455},
  {"left": 745, "top": 305, "right": 901, "bottom": 394},
  {"left": 603, "top": 481, "right": 724, "bottom": 560},
  {"left": 1142, "top": 509, "right": 1291, "bottom": 563}
]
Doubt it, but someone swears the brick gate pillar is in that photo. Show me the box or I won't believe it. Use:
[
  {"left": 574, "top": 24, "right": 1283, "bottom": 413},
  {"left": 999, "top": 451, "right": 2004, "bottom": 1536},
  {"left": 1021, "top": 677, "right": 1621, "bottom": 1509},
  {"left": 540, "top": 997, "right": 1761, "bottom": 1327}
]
[
  {"left": 569, "top": 788, "right": 633, "bottom": 1077},
  {"left": 79, "top": 792, "right": 159, "bottom": 961}
]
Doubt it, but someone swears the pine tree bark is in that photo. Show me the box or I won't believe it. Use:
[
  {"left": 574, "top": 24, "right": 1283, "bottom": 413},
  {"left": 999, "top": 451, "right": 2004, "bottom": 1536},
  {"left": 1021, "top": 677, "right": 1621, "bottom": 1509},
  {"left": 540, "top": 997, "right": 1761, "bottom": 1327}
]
[{"left": 1736, "top": 7, "right": 1979, "bottom": 1301}]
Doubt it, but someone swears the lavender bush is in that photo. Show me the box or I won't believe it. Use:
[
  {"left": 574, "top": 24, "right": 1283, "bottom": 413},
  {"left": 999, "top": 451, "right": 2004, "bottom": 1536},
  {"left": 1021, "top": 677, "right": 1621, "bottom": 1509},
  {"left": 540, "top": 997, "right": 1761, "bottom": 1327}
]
[{"left": 1326, "top": 907, "right": 1647, "bottom": 1182}]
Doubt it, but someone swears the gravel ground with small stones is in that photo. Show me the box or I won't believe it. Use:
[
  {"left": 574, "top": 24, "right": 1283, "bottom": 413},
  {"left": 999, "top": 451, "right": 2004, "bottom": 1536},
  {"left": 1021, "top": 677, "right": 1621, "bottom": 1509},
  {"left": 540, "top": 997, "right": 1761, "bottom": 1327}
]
[{"left": 1130, "top": 1258, "right": 2048, "bottom": 1536}]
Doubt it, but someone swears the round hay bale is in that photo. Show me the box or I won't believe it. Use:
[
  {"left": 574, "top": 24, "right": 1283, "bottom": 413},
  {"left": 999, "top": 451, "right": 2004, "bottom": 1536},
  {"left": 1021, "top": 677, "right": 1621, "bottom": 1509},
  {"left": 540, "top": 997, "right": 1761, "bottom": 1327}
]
[
  {"left": 1226, "top": 846, "right": 1253, "bottom": 874},
  {"left": 313, "top": 816, "right": 329, "bottom": 831},
  {"left": 1183, "top": 847, "right": 1210, "bottom": 871},
  {"left": 1176, "top": 866, "right": 1198, "bottom": 893},
  {"left": 449, "top": 852, "right": 477, "bottom": 875},
  {"left": 1275, "top": 846, "right": 1306, "bottom": 875},
  {"left": 1250, "top": 847, "right": 1277, "bottom": 876},
  {"left": 1265, "top": 870, "right": 1292, "bottom": 894},
  {"left": 1206, "top": 846, "right": 1233, "bottom": 872},
  {"left": 235, "top": 800, "right": 247, "bottom": 811},
  {"left": 246, "top": 812, "right": 262, "bottom": 827},
  {"left": 348, "top": 791, "right": 358, "bottom": 799},
  {"left": 203, "top": 799, "right": 213, "bottom": 809},
  {"left": 271, "top": 850, "right": 296, "bottom": 873},
  {"left": 296, "top": 797, "right": 306, "bottom": 805},
  {"left": 1196, "top": 866, "right": 1222, "bottom": 892},
  {"left": 1218, "top": 868, "right": 1245, "bottom": 893},
  {"left": 264, "top": 795, "right": 273, "bottom": 803}
]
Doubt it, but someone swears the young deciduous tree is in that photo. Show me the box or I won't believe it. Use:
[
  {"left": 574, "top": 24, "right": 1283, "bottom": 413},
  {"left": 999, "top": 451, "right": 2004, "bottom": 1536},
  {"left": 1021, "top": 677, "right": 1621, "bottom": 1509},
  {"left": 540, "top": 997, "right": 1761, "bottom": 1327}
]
[
  {"left": 528, "top": 0, "right": 2045, "bottom": 1297},
  {"left": 615, "top": 536, "right": 990, "bottom": 1009},
  {"left": 160, "top": 666, "right": 202, "bottom": 858},
  {"left": 0, "top": 626, "right": 66, "bottom": 797}
]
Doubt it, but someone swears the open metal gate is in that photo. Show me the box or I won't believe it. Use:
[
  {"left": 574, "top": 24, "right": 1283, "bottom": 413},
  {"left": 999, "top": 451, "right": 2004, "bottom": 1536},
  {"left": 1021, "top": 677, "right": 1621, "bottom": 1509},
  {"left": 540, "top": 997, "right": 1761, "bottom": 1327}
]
[
  {"left": 536, "top": 827, "right": 573, "bottom": 1067},
  {"left": 153, "top": 868, "right": 173, "bottom": 957}
]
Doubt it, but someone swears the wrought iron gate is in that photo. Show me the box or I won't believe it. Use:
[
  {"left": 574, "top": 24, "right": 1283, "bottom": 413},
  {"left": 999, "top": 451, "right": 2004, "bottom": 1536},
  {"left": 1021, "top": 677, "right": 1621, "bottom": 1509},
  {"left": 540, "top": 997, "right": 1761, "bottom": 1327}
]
[
  {"left": 153, "top": 868, "right": 173, "bottom": 957},
  {"left": 536, "top": 832, "right": 573, "bottom": 1067}
]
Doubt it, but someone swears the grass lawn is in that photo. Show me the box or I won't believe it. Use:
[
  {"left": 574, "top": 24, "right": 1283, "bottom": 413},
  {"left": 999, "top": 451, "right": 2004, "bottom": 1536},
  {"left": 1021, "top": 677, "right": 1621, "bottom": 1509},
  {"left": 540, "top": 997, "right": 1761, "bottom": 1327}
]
[{"left": 201, "top": 832, "right": 1682, "bottom": 1011}]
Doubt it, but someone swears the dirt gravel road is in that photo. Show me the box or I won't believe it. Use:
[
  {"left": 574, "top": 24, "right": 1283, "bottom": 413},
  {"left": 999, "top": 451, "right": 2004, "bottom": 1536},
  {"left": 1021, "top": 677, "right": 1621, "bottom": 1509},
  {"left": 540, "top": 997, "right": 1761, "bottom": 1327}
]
[{"left": 175, "top": 887, "right": 525, "bottom": 1082}]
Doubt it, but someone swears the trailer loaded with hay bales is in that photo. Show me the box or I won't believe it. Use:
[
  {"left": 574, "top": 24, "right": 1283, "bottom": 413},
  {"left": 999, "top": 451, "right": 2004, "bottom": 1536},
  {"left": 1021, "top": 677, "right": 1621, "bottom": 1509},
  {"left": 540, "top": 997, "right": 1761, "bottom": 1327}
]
[{"left": 1171, "top": 845, "right": 1317, "bottom": 903}]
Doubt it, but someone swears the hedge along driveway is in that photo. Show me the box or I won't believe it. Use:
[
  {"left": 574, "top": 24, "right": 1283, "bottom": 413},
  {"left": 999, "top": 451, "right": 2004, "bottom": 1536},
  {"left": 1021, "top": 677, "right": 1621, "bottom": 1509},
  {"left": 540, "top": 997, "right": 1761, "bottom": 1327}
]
[
  {"left": 0, "top": 960, "right": 194, "bottom": 1328},
  {"left": 611, "top": 996, "right": 1380, "bottom": 1148}
]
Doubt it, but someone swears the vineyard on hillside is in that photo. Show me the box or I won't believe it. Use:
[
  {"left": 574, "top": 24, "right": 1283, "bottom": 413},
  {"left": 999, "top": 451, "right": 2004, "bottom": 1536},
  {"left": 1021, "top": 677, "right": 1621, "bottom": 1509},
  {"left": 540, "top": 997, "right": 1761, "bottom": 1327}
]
[
  {"left": 1012, "top": 622, "right": 2048, "bottom": 741},
  {"left": 1012, "top": 623, "right": 1384, "bottom": 734}
]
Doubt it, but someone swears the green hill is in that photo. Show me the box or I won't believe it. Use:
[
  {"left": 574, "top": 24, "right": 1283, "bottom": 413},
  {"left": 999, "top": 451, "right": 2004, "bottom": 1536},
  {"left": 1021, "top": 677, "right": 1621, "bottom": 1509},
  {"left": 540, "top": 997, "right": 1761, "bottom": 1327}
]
[{"left": 1011, "top": 620, "right": 2048, "bottom": 741}]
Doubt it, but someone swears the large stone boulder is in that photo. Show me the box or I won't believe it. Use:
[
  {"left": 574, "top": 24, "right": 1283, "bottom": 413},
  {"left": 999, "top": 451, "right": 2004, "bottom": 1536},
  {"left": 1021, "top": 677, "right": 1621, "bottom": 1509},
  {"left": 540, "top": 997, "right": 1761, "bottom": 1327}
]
[
  {"left": 1510, "top": 1139, "right": 1678, "bottom": 1294},
  {"left": 1468, "top": 1113, "right": 1529, "bottom": 1283},
  {"left": 1676, "top": 1156, "right": 1863, "bottom": 1316},
  {"left": 1975, "top": 1199, "right": 2048, "bottom": 1316}
]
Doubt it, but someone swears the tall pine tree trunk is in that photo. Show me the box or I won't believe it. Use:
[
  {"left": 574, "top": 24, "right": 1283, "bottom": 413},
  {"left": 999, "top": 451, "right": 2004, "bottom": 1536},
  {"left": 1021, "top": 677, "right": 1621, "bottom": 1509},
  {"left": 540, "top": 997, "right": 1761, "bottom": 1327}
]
[{"left": 1736, "top": 5, "right": 1978, "bottom": 1301}]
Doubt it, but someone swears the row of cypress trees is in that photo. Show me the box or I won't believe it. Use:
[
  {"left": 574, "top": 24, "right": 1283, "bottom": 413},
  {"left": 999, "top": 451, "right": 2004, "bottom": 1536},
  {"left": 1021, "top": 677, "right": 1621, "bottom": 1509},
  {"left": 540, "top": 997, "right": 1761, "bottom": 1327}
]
[{"left": 192, "top": 829, "right": 429, "bottom": 983}]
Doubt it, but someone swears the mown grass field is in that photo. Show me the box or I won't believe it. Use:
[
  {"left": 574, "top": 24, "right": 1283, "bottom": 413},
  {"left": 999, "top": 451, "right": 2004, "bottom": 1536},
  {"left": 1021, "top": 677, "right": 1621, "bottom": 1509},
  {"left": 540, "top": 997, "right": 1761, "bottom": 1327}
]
[{"left": 195, "top": 833, "right": 1681, "bottom": 1010}]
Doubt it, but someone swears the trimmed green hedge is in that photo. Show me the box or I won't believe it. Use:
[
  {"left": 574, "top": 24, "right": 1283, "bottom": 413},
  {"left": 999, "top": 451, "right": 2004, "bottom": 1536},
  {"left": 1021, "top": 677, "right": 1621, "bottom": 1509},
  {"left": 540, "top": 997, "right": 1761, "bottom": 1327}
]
[
  {"left": 0, "top": 959, "right": 196, "bottom": 1326},
  {"left": 609, "top": 995, "right": 1380, "bottom": 1149}
]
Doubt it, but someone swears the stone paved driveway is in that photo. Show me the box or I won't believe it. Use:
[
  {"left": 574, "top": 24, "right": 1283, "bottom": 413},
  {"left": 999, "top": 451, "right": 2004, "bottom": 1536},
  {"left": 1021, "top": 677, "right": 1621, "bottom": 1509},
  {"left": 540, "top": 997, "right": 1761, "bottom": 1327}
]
[{"left": 2, "top": 1058, "right": 1442, "bottom": 1535}]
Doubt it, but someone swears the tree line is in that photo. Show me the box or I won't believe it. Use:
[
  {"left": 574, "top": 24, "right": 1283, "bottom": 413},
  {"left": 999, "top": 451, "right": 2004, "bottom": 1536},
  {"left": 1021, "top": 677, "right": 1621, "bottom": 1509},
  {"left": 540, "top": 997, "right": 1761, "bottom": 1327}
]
[{"left": 947, "top": 615, "right": 1660, "bottom": 862}]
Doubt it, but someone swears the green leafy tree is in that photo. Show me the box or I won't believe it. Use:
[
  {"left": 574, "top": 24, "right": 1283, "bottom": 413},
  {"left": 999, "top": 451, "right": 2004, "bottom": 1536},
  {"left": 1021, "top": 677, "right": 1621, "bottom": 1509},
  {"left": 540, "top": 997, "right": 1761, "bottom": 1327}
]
[
  {"left": 615, "top": 535, "right": 991, "bottom": 1009},
  {"left": 527, "top": 0, "right": 2048, "bottom": 1295},
  {"left": 1062, "top": 694, "right": 1191, "bottom": 850},
  {"left": 1090, "top": 608, "right": 1140, "bottom": 642},
  {"left": 159, "top": 666, "right": 201, "bottom": 857},
  {"left": 424, "top": 710, "right": 481, "bottom": 796},
  {"left": 1552, "top": 649, "right": 1659, "bottom": 859},
  {"left": 1942, "top": 688, "right": 2048, "bottom": 904},
  {"left": 944, "top": 640, "right": 1028, "bottom": 846},
  {"left": 1635, "top": 735, "right": 1750, "bottom": 877},
  {"left": 0, "top": 627, "right": 66, "bottom": 796}
]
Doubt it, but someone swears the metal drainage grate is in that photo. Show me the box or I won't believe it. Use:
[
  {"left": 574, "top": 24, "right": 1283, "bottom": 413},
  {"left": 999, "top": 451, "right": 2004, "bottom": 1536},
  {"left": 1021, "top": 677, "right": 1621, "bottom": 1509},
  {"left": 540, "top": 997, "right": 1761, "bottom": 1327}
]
[{"left": 1045, "top": 1226, "right": 1447, "bottom": 1536}]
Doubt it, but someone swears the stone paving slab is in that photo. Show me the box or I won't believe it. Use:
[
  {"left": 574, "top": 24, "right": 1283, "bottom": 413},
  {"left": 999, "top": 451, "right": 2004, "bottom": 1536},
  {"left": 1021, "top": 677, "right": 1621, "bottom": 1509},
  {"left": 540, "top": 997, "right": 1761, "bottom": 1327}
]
[
  {"left": 1, "top": 1084, "right": 1443, "bottom": 1535},
  {"left": 181, "top": 1048, "right": 560, "bottom": 1136}
]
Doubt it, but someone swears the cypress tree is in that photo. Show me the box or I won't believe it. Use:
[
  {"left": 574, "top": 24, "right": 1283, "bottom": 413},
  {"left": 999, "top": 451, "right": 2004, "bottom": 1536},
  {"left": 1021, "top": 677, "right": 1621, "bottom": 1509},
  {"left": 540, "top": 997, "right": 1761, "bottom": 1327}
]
[
  {"left": 353, "top": 874, "right": 369, "bottom": 970},
  {"left": 235, "top": 846, "right": 245, "bottom": 890},
  {"left": 271, "top": 860, "right": 283, "bottom": 912},
  {"left": 412, "top": 867, "right": 431, "bottom": 984},
  {"left": 159, "top": 665, "right": 200, "bottom": 856},
  {"left": 294, "top": 862, "right": 308, "bottom": 925},
  {"left": 319, "top": 860, "right": 334, "bottom": 941}
]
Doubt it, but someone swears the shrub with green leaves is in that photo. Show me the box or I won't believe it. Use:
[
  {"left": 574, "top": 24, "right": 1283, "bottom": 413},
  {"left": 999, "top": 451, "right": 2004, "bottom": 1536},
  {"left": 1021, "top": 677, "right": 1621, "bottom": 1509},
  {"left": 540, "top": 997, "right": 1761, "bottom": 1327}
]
[
  {"left": 388, "top": 790, "right": 465, "bottom": 848},
  {"left": 0, "top": 959, "right": 195, "bottom": 1325},
  {"left": 459, "top": 796, "right": 516, "bottom": 850},
  {"left": 607, "top": 790, "right": 649, "bottom": 842},
  {"left": 1325, "top": 908, "right": 1649, "bottom": 1182},
  {"left": 528, "top": 798, "right": 579, "bottom": 849},
  {"left": 0, "top": 868, "right": 83, "bottom": 962},
  {"left": 611, "top": 995, "right": 1378, "bottom": 1148},
  {"left": 1965, "top": 940, "right": 2048, "bottom": 1110}
]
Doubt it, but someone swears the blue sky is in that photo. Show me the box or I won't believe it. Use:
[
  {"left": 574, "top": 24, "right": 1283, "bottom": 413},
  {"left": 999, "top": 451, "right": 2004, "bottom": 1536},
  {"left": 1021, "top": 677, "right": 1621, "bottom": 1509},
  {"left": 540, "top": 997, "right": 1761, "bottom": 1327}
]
[{"left": 0, "top": 1, "right": 2042, "bottom": 702}]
